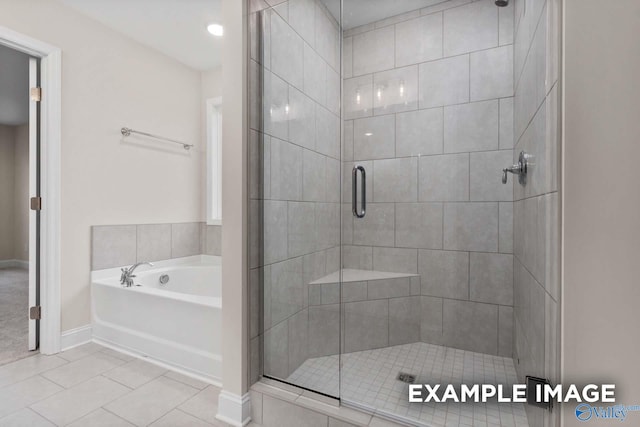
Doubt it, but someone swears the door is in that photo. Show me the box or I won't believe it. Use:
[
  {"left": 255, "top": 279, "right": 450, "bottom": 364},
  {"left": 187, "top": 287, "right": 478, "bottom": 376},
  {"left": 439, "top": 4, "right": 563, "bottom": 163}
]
[{"left": 28, "top": 57, "right": 40, "bottom": 351}]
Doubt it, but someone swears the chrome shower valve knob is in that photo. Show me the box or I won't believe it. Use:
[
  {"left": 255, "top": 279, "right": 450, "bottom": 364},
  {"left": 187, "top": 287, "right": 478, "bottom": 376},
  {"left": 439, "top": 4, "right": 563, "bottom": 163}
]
[{"left": 502, "top": 151, "right": 531, "bottom": 185}]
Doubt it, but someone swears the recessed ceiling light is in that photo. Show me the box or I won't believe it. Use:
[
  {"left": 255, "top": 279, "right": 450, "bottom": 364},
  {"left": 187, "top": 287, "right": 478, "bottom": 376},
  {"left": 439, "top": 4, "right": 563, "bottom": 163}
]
[
  {"left": 207, "top": 24, "right": 224, "bottom": 37},
  {"left": 365, "top": 133, "right": 373, "bottom": 137}
]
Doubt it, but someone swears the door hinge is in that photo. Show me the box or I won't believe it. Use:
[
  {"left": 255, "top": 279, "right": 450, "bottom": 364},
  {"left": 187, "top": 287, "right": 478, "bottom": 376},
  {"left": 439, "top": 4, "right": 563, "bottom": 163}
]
[
  {"left": 30, "top": 306, "right": 42, "bottom": 320},
  {"left": 30, "top": 197, "right": 42, "bottom": 211},
  {"left": 30, "top": 87, "right": 42, "bottom": 102}
]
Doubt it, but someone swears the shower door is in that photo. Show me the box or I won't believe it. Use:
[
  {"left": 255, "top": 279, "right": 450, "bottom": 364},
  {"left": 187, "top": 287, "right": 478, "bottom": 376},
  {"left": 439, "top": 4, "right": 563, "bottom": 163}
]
[{"left": 252, "top": 0, "right": 343, "bottom": 399}]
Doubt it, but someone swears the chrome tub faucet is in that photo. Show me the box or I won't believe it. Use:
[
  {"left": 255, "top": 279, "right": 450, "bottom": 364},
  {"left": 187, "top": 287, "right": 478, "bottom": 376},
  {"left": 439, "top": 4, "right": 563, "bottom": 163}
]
[{"left": 120, "top": 262, "right": 154, "bottom": 287}]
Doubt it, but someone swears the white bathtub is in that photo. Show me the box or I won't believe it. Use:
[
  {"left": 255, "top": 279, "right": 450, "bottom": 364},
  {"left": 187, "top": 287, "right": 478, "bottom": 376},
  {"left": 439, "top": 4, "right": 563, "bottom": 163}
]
[{"left": 91, "top": 256, "right": 222, "bottom": 384}]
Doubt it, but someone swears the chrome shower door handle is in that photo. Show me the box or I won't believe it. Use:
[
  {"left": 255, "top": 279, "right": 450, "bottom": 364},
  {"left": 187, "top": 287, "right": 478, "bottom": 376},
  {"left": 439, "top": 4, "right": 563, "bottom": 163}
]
[{"left": 352, "top": 165, "right": 366, "bottom": 218}]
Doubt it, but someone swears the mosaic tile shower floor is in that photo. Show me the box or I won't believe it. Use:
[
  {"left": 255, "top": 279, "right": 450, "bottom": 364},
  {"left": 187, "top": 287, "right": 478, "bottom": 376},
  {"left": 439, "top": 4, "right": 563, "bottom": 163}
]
[{"left": 288, "top": 342, "right": 529, "bottom": 427}]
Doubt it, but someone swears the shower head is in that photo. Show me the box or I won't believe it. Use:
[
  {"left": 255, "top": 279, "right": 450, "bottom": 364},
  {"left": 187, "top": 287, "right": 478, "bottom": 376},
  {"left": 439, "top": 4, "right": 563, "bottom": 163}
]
[{"left": 495, "top": 0, "right": 509, "bottom": 6}]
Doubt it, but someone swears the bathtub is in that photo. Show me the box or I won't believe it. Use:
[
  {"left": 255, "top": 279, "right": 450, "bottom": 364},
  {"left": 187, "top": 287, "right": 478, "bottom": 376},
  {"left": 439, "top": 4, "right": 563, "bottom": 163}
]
[{"left": 91, "top": 256, "right": 222, "bottom": 384}]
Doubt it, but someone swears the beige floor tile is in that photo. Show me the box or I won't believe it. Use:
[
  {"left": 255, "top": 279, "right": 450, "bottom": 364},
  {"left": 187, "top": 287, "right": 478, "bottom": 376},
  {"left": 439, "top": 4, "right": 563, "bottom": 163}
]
[
  {"left": 0, "top": 408, "right": 55, "bottom": 427},
  {"left": 149, "top": 409, "right": 213, "bottom": 426},
  {"left": 0, "top": 376, "right": 63, "bottom": 418},
  {"left": 178, "top": 385, "right": 222, "bottom": 424},
  {"left": 0, "top": 355, "right": 67, "bottom": 389},
  {"left": 67, "top": 408, "right": 134, "bottom": 427},
  {"left": 41, "top": 351, "right": 126, "bottom": 388},
  {"left": 103, "top": 359, "right": 167, "bottom": 389},
  {"left": 98, "top": 348, "right": 136, "bottom": 363},
  {"left": 58, "top": 342, "right": 104, "bottom": 362},
  {"left": 162, "top": 371, "right": 210, "bottom": 390},
  {"left": 30, "top": 376, "right": 130, "bottom": 425},
  {"left": 105, "top": 376, "right": 199, "bottom": 426}
]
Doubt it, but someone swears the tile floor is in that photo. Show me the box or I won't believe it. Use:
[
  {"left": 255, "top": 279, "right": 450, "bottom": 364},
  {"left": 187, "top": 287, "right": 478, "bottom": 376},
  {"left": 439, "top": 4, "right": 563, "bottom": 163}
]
[
  {"left": 0, "top": 268, "right": 32, "bottom": 366},
  {"left": 0, "top": 342, "right": 230, "bottom": 426},
  {"left": 287, "top": 342, "right": 530, "bottom": 427}
]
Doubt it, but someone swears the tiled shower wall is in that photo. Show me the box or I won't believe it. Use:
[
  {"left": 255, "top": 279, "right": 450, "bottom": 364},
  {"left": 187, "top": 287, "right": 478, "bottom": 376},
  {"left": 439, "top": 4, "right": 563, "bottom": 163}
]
[
  {"left": 91, "top": 222, "right": 221, "bottom": 270},
  {"left": 248, "top": 0, "right": 342, "bottom": 382},
  {"left": 341, "top": 0, "right": 515, "bottom": 357},
  {"left": 512, "top": 0, "right": 561, "bottom": 426}
]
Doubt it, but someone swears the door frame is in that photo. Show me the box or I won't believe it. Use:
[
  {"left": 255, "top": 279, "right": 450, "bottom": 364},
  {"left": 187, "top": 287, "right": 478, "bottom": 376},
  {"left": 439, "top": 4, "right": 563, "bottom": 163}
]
[{"left": 0, "top": 26, "right": 62, "bottom": 355}]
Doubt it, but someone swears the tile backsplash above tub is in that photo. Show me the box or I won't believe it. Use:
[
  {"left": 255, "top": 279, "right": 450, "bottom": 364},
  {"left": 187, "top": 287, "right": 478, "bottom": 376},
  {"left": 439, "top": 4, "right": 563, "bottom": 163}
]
[{"left": 91, "top": 222, "right": 221, "bottom": 270}]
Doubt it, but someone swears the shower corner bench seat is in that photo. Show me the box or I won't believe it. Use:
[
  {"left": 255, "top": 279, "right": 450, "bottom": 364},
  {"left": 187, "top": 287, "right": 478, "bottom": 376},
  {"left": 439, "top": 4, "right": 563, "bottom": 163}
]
[{"left": 308, "top": 268, "right": 421, "bottom": 306}]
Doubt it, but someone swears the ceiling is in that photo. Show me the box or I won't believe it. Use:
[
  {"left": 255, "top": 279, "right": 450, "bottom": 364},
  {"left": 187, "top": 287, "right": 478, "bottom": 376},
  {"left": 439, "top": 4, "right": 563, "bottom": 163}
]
[
  {"left": 322, "top": 0, "right": 449, "bottom": 30},
  {"left": 59, "top": 0, "right": 223, "bottom": 71},
  {"left": 0, "top": 44, "right": 29, "bottom": 126}
]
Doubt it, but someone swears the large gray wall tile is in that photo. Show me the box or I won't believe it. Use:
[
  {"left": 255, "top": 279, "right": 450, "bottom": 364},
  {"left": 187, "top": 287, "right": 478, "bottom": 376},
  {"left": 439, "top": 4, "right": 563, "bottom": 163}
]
[
  {"left": 396, "top": 108, "right": 443, "bottom": 157},
  {"left": 373, "top": 66, "right": 419, "bottom": 115},
  {"left": 137, "top": 224, "right": 171, "bottom": 262},
  {"left": 395, "top": 203, "right": 443, "bottom": 249},
  {"left": 372, "top": 247, "right": 418, "bottom": 273},
  {"left": 395, "top": 14, "right": 443, "bottom": 67},
  {"left": 419, "top": 56, "right": 469, "bottom": 109},
  {"left": 271, "top": 12, "right": 304, "bottom": 89},
  {"left": 344, "top": 75, "right": 373, "bottom": 120},
  {"left": 354, "top": 115, "right": 395, "bottom": 160},
  {"left": 444, "top": 100, "right": 499, "bottom": 153},
  {"left": 303, "top": 150, "right": 326, "bottom": 202},
  {"left": 287, "top": 309, "right": 309, "bottom": 374},
  {"left": 499, "top": 305, "right": 514, "bottom": 358},
  {"left": 352, "top": 26, "right": 395, "bottom": 76},
  {"left": 288, "top": 202, "right": 316, "bottom": 257},
  {"left": 389, "top": 297, "right": 421, "bottom": 346},
  {"left": 444, "top": 202, "right": 499, "bottom": 252},
  {"left": 344, "top": 300, "right": 389, "bottom": 352},
  {"left": 270, "top": 138, "right": 302, "bottom": 201},
  {"left": 419, "top": 153, "right": 469, "bottom": 202},
  {"left": 269, "top": 257, "right": 303, "bottom": 326},
  {"left": 373, "top": 158, "right": 417, "bottom": 202},
  {"left": 315, "top": 105, "right": 340, "bottom": 159},
  {"left": 264, "top": 321, "right": 288, "bottom": 379},
  {"left": 499, "top": 97, "right": 514, "bottom": 149},
  {"left": 419, "top": 250, "right": 469, "bottom": 299},
  {"left": 171, "top": 223, "right": 201, "bottom": 258},
  {"left": 353, "top": 203, "right": 395, "bottom": 247},
  {"left": 264, "top": 200, "right": 288, "bottom": 264},
  {"left": 470, "top": 252, "right": 513, "bottom": 305},
  {"left": 289, "top": 86, "right": 316, "bottom": 151},
  {"left": 470, "top": 150, "right": 514, "bottom": 201},
  {"left": 308, "top": 304, "right": 340, "bottom": 357},
  {"left": 420, "top": 296, "right": 444, "bottom": 345},
  {"left": 443, "top": 299, "right": 498, "bottom": 355},
  {"left": 443, "top": 0, "right": 498, "bottom": 56},
  {"left": 499, "top": 202, "right": 513, "bottom": 254},
  {"left": 92, "top": 225, "right": 137, "bottom": 270},
  {"left": 204, "top": 225, "right": 222, "bottom": 256},
  {"left": 367, "top": 278, "right": 411, "bottom": 300},
  {"left": 470, "top": 45, "right": 514, "bottom": 101},
  {"left": 264, "top": 71, "right": 289, "bottom": 141},
  {"left": 342, "top": 245, "right": 373, "bottom": 270}
]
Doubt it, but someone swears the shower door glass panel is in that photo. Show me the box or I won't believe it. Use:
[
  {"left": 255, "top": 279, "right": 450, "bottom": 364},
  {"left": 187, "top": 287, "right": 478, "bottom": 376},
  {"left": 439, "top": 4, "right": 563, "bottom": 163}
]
[
  {"left": 339, "top": 1, "right": 520, "bottom": 426},
  {"left": 255, "top": 0, "right": 342, "bottom": 399}
]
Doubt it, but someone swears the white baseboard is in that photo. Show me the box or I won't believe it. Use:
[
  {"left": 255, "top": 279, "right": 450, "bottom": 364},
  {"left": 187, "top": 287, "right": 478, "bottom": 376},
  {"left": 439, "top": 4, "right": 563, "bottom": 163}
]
[
  {"left": 0, "top": 259, "right": 29, "bottom": 269},
  {"left": 60, "top": 325, "right": 93, "bottom": 351},
  {"left": 217, "top": 390, "right": 252, "bottom": 427}
]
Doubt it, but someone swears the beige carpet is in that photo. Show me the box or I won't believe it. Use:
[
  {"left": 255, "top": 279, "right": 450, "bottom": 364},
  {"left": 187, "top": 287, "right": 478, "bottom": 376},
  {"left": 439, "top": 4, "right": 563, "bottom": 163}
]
[{"left": 0, "top": 267, "right": 35, "bottom": 366}]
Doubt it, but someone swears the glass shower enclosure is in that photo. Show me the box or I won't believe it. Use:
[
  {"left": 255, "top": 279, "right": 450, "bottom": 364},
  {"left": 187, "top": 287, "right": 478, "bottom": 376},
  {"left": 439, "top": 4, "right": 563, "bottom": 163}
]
[{"left": 248, "top": 0, "right": 557, "bottom": 425}]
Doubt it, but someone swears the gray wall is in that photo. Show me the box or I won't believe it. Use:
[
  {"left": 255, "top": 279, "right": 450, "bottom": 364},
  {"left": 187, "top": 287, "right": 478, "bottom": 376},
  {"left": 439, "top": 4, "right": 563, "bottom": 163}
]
[
  {"left": 248, "top": 0, "right": 342, "bottom": 383},
  {"left": 512, "top": 0, "right": 561, "bottom": 426},
  {"left": 341, "top": 0, "right": 515, "bottom": 357}
]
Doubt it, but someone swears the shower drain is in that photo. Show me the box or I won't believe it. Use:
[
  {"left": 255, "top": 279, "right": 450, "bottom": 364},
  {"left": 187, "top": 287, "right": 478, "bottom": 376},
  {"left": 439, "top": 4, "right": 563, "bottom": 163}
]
[{"left": 397, "top": 372, "right": 416, "bottom": 383}]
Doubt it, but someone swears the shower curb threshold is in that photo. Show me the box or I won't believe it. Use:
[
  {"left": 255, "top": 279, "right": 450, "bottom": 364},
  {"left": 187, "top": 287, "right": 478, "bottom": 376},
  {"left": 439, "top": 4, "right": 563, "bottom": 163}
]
[{"left": 250, "top": 379, "right": 421, "bottom": 427}]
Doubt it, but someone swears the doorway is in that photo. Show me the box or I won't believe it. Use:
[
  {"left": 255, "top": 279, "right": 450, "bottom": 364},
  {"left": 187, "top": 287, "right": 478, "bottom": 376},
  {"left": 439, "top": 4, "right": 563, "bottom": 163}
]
[{"left": 0, "top": 44, "right": 42, "bottom": 365}]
